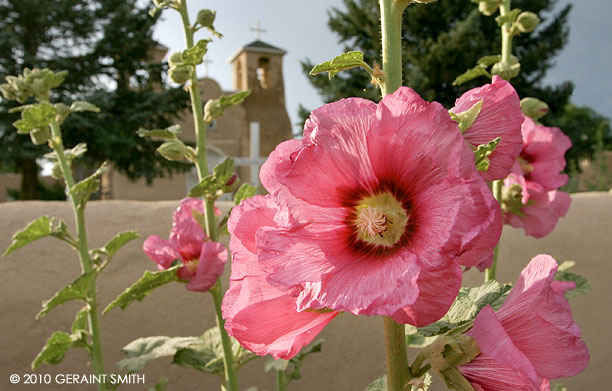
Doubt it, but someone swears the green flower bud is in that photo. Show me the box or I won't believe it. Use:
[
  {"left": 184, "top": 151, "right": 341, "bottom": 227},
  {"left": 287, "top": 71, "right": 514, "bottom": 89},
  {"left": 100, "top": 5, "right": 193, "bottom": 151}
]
[
  {"left": 478, "top": 0, "right": 499, "bottom": 16},
  {"left": 196, "top": 9, "right": 216, "bottom": 29},
  {"left": 516, "top": 11, "right": 540, "bottom": 33},
  {"left": 157, "top": 139, "right": 187, "bottom": 161},
  {"left": 204, "top": 99, "right": 223, "bottom": 122},
  {"left": 168, "top": 51, "right": 184, "bottom": 67},
  {"left": 51, "top": 163, "right": 63, "bottom": 179},
  {"left": 29, "top": 127, "right": 51, "bottom": 145},
  {"left": 168, "top": 64, "right": 192, "bottom": 84},
  {"left": 520, "top": 97, "right": 549, "bottom": 120},
  {"left": 491, "top": 56, "right": 520, "bottom": 81}
]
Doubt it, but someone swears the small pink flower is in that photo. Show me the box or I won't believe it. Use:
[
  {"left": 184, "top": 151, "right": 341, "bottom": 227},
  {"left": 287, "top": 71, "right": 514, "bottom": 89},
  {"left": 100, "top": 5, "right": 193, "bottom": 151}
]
[
  {"left": 251, "top": 87, "right": 501, "bottom": 326},
  {"left": 222, "top": 195, "right": 338, "bottom": 359},
  {"left": 518, "top": 117, "right": 571, "bottom": 191},
  {"left": 452, "top": 76, "right": 524, "bottom": 181},
  {"left": 143, "top": 198, "right": 227, "bottom": 292},
  {"left": 503, "top": 174, "right": 571, "bottom": 238},
  {"left": 458, "top": 254, "right": 589, "bottom": 391}
]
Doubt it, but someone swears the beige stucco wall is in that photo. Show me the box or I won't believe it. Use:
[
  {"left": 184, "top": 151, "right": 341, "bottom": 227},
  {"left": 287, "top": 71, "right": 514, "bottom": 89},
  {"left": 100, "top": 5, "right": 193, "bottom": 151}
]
[{"left": 0, "top": 193, "right": 610, "bottom": 390}]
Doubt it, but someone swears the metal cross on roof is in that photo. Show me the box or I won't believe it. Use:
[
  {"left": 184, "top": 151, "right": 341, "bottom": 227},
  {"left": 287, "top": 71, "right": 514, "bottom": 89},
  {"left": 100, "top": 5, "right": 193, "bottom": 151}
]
[{"left": 250, "top": 20, "right": 267, "bottom": 40}]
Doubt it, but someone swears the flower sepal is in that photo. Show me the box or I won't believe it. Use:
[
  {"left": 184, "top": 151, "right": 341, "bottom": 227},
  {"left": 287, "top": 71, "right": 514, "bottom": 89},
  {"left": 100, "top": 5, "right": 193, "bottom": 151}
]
[{"left": 425, "top": 335, "right": 480, "bottom": 391}]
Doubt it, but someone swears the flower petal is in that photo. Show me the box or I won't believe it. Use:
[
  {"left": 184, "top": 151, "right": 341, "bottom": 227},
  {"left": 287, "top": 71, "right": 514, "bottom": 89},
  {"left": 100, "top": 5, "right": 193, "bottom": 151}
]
[
  {"left": 186, "top": 241, "right": 227, "bottom": 293},
  {"left": 142, "top": 235, "right": 181, "bottom": 270}
]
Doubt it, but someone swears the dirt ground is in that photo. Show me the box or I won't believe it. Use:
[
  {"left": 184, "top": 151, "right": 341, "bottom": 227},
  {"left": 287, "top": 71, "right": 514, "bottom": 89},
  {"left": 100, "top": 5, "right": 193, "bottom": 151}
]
[{"left": 0, "top": 193, "right": 610, "bottom": 391}]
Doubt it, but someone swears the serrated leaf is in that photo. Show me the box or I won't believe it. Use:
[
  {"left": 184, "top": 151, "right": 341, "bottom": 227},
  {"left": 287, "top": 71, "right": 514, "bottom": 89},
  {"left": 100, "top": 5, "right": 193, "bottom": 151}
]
[
  {"left": 418, "top": 281, "right": 512, "bottom": 337},
  {"left": 70, "top": 101, "right": 100, "bottom": 113},
  {"left": 137, "top": 124, "right": 182, "bottom": 139},
  {"left": 234, "top": 183, "right": 257, "bottom": 205},
  {"left": 474, "top": 137, "right": 500, "bottom": 171},
  {"left": 555, "top": 270, "right": 592, "bottom": 299},
  {"left": 364, "top": 375, "right": 387, "bottom": 391},
  {"left": 71, "top": 307, "right": 89, "bottom": 335},
  {"left": 453, "top": 65, "right": 491, "bottom": 86},
  {"left": 213, "top": 157, "right": 234, "bottom": 184},
  {"left": 103, "top": 230, "right": 139, "bottom": 258},
  {"left": 69, "top": 162, "right": 108, "bottom": 209},
  {"left": 495, "top": 8, "right": 521, "bottom": 26},
  {"left": 45, "top": 142, "right": 88, "bottom": 162},
  {"left": 405, "top": 325, "right": 437, "bottom": 348},
  {"left": 13, "top": 102, "right": 56, "bottom": 134},
  {"left": 265, "top": 358, "right": 289, "bottom": 372},
  {"left": 37, "top": 265, "right": 104, "bottom": 319},
  {"left": 32, "top": 332, "right": 74, "bottom": 369},
  {"left": 188, "top": 158, "right": 235, "bottom": 198},
  {"left": 102, "top": 266, "right": 180, "bottom": 315},
  {"left": 182, "top": 39, "right": 211, "bottom": 66},
  {"left": 218, "top": 91, "right": 251, "bottom": 109},
  {"left": 149, "top": 377, "right": 168, "bottom": 391},
  {"left": 477, "top": 55, "right": 501, "bottom": 67},
  {"left": 3, "top": 216, "right": 70, "bottom": 256},
  {"left": 310, "top": 51, "right": 367, "bottom": 79},
  {"left": 117, "top": 336, "right": 201, "bottom": 372}
]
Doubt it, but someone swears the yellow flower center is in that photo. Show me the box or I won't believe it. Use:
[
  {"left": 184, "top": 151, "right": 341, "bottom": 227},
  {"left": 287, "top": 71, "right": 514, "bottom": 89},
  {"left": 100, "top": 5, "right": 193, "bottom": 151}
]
[
  {"left": 518, "top": 156, "right": 534, "bottom": 175},
  {"left": 354, "top": 192, "right": 408, "bottom": 247},
  {"left": 184, "top": 259, "right": 199, "bottom": 274}
]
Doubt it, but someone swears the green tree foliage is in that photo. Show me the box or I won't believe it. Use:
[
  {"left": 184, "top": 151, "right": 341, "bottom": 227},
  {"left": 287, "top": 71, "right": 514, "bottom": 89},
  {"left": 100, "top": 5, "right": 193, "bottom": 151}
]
[{"left": 0, "top": 0, "right": 189, "bottom": 199}]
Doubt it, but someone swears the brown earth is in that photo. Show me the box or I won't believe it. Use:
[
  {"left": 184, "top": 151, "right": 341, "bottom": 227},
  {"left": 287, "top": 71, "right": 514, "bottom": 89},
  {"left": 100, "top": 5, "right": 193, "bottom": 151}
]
[{"left": 0, "top": 193, "right": 610, "bottom": 391}]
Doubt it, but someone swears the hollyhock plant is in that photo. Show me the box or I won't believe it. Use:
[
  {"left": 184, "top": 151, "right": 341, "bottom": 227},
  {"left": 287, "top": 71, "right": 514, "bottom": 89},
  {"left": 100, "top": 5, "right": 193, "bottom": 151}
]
[
  {"left": 452, "top": 75, "right": 524, "bottom": 181},
  {"left": 240, "top": 86, "right": 502, "bottom": 328},
  {"left": 458, "top": 254, "right": 589, "bottom": 390},
  {"left": 223, "top": 195, "right": 339, "bottom": 359},
  {"left": 143, "top": 198, "right": 227, "bottom": 292}
]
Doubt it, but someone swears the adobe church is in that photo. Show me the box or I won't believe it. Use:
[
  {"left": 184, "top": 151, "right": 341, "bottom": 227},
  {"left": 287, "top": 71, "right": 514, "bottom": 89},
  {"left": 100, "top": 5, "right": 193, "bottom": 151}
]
[{"left": 103, "top": 39, "right": 294, "bottom": 200}]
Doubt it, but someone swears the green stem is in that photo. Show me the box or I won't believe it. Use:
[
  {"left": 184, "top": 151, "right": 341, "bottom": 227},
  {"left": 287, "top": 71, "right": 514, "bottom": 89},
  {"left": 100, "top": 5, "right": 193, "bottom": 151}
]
[
  {"left": 499, "top": 0, "right": 513, "bottom": 66},
  {"left": 379, "top": 0, "right": 409, "bottom": 96},
  {"left": 210, "top": 283, "right": 239, "bottom": 391},
  {"left": 276, "top": 370, "right": 286, "bottom": 391},
  {"left": 49, "top": 122, "right": 107, "bottom": 391},
  {"left": 178, "top": 0, "right": 208, "bottom": 179},
  {"left": 384, "top": 317, "right": 411, "bottom": 391},
  {"left": 485, "top": 180, "right": 503, "bottom": 282}
]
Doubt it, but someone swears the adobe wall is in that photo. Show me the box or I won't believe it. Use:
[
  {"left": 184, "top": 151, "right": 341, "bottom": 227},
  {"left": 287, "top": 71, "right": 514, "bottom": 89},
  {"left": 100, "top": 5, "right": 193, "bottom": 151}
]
[{"left": 0, "top": 193, "right": 610, "bottom": 391}]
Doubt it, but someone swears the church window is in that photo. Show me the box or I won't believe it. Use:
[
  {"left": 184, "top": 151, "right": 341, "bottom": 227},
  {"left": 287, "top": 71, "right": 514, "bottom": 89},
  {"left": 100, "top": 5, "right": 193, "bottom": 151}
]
[{"left": 257, "top": 57, "right": 270, "bottom": 89}]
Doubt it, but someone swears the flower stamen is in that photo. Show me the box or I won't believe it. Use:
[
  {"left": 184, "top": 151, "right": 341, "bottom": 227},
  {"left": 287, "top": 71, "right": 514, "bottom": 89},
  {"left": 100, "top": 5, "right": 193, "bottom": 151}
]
[{"left": 355, "top": 206, "right": 388, "bottom": 238}]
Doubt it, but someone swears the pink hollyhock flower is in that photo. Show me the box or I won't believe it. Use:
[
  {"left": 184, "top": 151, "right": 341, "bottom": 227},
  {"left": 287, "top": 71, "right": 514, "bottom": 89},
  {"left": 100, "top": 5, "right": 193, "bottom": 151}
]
[
  {"left": 517, "top": 117, "right": 572, "bottom": 191},
  {"left": 503, "top": 173, "right": 571, "bottom": 238},
  {"left": 222, "top": 195, "right": 339, "bottom": 359},
  {"left": 458, "top": 254, "right": 589, "bottom": 391},
  {"left": 452, "top": 75, "right": 524, "bottom": 181},
  {"left": 143, "top": 198, "right": 227, "bottom": 292},
  {"left": 251, "top": 87, "right": 501, "bottom": 326}
]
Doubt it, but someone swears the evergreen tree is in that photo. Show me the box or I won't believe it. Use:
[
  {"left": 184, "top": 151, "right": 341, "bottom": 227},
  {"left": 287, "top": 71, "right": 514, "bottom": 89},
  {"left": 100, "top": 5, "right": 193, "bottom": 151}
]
[{"left": 0, "top": 0, "right": 189, "bottom": 199}]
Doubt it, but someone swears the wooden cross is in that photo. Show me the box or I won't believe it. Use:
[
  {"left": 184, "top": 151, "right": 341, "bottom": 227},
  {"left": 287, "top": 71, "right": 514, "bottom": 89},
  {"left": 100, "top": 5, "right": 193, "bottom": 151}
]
[
  {"left": 250, "top": 20, "right": 267, "bottom": 40},
  {"left": 233, "top": 122, "right": 266, "bottom": 187}
]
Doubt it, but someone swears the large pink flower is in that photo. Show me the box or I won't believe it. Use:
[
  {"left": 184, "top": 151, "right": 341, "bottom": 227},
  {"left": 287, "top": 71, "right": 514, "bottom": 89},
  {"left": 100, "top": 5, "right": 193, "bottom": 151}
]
[
  {"left": 252, "top": 87, "right": 501, "bottom": 326},
  {"left": 222, "top": 195, "right": 339, "bottom": 359},
  {"left": 143, "top": 198, "right": 227, "bottom": 292},
  {"left": 518, "top": 117, "right": 571, "bottom": 191},
  {"left": 452, "top": 75, "right": 524, "bottom": 181},
  {"left": 458, "top": 254, "right": 589, "bottom": 391}
]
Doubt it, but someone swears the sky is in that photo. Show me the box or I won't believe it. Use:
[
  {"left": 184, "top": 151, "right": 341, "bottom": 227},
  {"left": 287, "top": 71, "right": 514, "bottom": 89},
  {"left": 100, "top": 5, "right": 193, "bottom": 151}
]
[{"left": 153, "top": 0, "right": 612, "bottom": 134}]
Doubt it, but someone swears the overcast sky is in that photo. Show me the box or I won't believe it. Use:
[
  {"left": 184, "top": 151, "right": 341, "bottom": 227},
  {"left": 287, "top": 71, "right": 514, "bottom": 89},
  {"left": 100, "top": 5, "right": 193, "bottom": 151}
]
[{"left": 154, "top": 0, "right": 611, "bottom": 134}]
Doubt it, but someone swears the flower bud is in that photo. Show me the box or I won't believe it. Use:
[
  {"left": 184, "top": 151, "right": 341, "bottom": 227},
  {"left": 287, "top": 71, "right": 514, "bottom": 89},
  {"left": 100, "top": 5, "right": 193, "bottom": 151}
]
[
  {"left": 520, "top": 97, "right": 549, "bottom": 120},
  {"left": 224, "top": 173, "right": 240, "bottom": 193},
  {"left": 196, "top": 9, "right": 216, "bottom": 29},
  {"left": 157, "top": 139, "right": 188, "bottom": 161},
  {"left": 168, "top": 64, "right": 192, "bottom": 84},
  {"left": 168, "top": 51, "right": 183, "bottom": 67},
  {"left": 516, "top": 11, "right": 540, "bottom": 33},
  {"left": 478, "top": 0, "right": 499, "bottom": 16},
  {"left": 203, "top": 99, "right": 223, "bottom": 122},
  {"left": 29, "top": 127, "right": 51, "bottom": 145},
  {"left": 491, "top": 56, "right": 520, "bottom": 81}
]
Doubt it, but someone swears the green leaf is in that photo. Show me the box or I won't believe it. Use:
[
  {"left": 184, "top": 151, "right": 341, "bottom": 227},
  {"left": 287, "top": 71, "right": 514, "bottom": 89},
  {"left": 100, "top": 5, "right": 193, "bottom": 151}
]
[
  {"left": 477, "top": 55, "right": 501, "bottom": 67},
  {"left": 70, "top": 101, "right": 100, "bottom": 113},
  {"left": 265, "top": 358, "right": 289, "bottom": 372},
  {"left": 453, "top": 65, "right": 491, "bottom": 86},
  {"left": 450, "top": 100, "right": 483, "bottom": 133},
  {"left": 149, "top": 378, "right": 169, "bottom": 391},
  {"left": 137, "top": 124, "right": 182, "bottom": 139},
  {"left": 405, "top": 325, "right": 437, "bottom": 348},
  {"left": 555, "top": 270, "right": 592, "bottom": 299},
  {"left": 495, "top": 8, "right": 521, "bottom": 26},
  {"left": 3, "top": 216, "right": 70, "bottom": 256},
  {"left": 552, "top": 383, "right": 568, "bottom": 391},
  {"left": 234, "top": 183, "right": 257, "bottom": 205},
  {"left": 117, "top": 336, "right": 201, "bottom": 372},
  {"left": 102, "top": 230, "right": 139, "bottom": 259},
  {"left": 204, "top": 91, "right": 251, "bottom": 122},
  {"left": 69, "top": 162, "right": 108, "bottom": 209},
  {"left": 364, "top": 375, "right": 387, "bottom": 391},
  {"left": 71, "top": 307, "right": 89, "bottom": 336},
  {"left": 182, "top": 39, "right": 211, "bottom": 66},
  {"left": 13, "top": 102, "right": 56, "bottom": 134},
  {"left": 310, "top": 51, "right": 368, "bottom": 79},
  {"left": 102, "top": 266, "right": 180, "bottom": 315},
  {"left": 188, "top": 158, "right": 235, "bottom": 198},
  {"left": 37, "top": 265, "right": 103, "bottom": 319},
  {"left": 32, "top": 332, "right": 74, "bottom": 369},
  {"left": 173, "top": 327, "right": 254, "bottom": 375},
  {"left": 473, "top": 137, "right": 500, "bottom": 171},
  {"left": 418, "top": 280, "right": 512, "bottom": 337}
]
